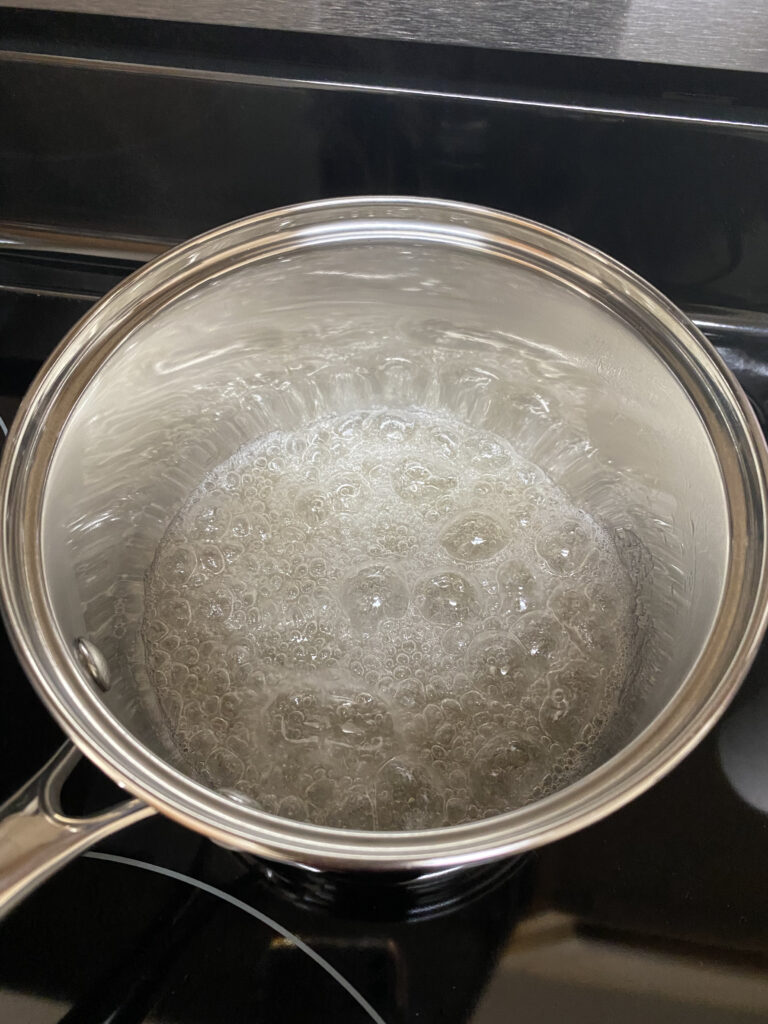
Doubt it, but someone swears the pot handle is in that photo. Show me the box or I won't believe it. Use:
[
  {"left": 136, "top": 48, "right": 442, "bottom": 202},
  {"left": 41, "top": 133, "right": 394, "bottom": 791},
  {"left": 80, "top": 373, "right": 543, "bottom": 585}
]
[{"left": 0, "top": 741, "right": 156, "bottom": 919}]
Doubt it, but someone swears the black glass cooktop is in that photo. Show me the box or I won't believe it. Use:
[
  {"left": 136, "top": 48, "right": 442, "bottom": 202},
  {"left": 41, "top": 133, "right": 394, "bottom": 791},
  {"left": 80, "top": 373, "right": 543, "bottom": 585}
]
[{"left": 2, "top": 285, "right": 768, "bottom": 1024}]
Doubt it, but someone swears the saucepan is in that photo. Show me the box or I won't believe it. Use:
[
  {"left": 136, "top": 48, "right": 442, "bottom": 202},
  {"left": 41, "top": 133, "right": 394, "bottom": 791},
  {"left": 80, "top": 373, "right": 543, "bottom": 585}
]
[{"left": 1, "top": 197, "right": 767, "bottom": 918}]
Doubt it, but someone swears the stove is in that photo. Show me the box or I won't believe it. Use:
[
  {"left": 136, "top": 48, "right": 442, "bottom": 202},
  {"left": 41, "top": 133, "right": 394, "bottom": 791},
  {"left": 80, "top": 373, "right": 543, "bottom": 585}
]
[{"left": 2, "top": 9, "right": 768, "bottom": 1022}]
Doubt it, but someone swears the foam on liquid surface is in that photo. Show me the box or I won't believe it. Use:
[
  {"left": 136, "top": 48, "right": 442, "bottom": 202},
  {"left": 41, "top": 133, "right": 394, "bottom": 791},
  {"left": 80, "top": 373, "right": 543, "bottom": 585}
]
[{"left": 143, "top": 408, "right": 638, "bottom": 830}]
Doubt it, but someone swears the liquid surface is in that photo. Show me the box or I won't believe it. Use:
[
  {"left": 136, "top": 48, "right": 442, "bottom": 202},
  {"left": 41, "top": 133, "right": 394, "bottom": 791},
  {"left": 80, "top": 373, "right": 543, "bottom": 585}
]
[{"left": 143, "top": 408, "right": 637, "bottom": 830}]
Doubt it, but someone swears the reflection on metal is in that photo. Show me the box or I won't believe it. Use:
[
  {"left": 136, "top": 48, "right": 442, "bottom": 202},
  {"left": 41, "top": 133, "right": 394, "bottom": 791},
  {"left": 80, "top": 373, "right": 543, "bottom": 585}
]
[
  {"left": 0, "top": 282, "right": 97, "bottom": 302},
  {"left": 2, "top": 49, "right": 768, "bottom": 133},
  {"left": 74, "top": 637, "right": 112, "bottom": 693},
  {"left": 685, "top": 305, "right": 768, "bottom": 343},
  {"left": 0, "top": 743, "right": 153, "bottom": 918},
  {"left": 5, "top": 216, "right": 768, "bottom": 355},
  {"left": 3, "top": 0, "right": 768, "bottom": 75},
  {"left": 0, "top": 221, "right": 171, "bottom": 263}
]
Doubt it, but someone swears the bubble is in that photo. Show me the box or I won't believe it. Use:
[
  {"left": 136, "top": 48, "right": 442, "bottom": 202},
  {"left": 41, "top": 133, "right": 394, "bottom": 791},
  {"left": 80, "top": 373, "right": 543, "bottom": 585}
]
[
  {"left": 470, "top": 437, "right": 512, "bottom": 470},
  {"left": 415, "top": 572, "right": 480, "bottom": 625},
  {"left": 329, "top": 473, "right": 368, "bottom": 513},
  {"left": 156, "top": 594, "right": 191, "bottom": 630},
  {"left": 155, "top": 543, "right": 196, "bottom": 585},
  {"left": 226, "top": 643, "right": 251, "bottom": 668},
  {"left": 535, "top": 517, "right": 593, "bottom": 576},
  {"left": 208, "top": 667, "right": 231, "bottom": 696},
  {"left": 391, "top": 459, "right": 456, "bottom": 503},
  {"left": 330, "top": 691, "right": 394, "bottom": 753},
  {"left": 193, "top": 504, "right": 229, "bottom": 540},
  {"left": 189, "top": 728, "right": 218, "bottom": 759},
  {"left": 334, "top": 412, "right": 366, "bottom": 439},
  {"left": 266, "top": 689, "right": 329, "bottom": 746},
  {"left": 548, "top": 584, "right": 591, "bottom": 627},
  {"left": 440, "top": 512, "right": 508, "bottom": 561},
  {"left": 427, "top": 426, "right": 459, "bottom": 459},
  {"left": 498, "top": 560, "right": 540, "bottom": 615},
  {"left": 441, "top": 698, "right": 463, "bottom": 720},
  {"left": 220, "top": 691, "right": 244, "bottom": 719},
  {"left": 342, "top": 565, "right": 409, "bottom": 631},
  {"left": 199, "top": 544, "right": 224, "bottom": 575},
  {"left": 470, "top": 733, "right": 545, "bottom": 808},
  {"left": 368, "top": 412, "right": 414, "bottom": 443},
  {"left": 205, "top": 746, "right": 245, "bottom": 782},
  {"left": 375, "top": 758, "right": 443, "bottom": 830},
  {"left": 539, "top": 664, "right": 605, "bottom": 747},
  {"left": 250, "top": 515, "right": 272, "bottom": 544},
  {"left": 229, "top": 514, "right": 251, "bottom": 539},
  {"left": 278, "top": 796, "right": 307, "bottom": 820},
  {"left": 538, "top": 688, "right": 575, "bottom": 746},
  {"left": 441, "top": 624, "right": 475, "bottom": 655},
  {"left": 202, "top": 694, "right": 220, "bottom": 717},
  {"left": 331, "top": 788, "right": 375, "bottom": 829},
  {"left": 514, "top": 611, "right": 565, "bottom": 663},
  {"left": 445, "top": 795, "right": 469, "bottom": 824},
  {"left": 372, "top": 517, "right": 420, "bottom": 556},
  {"left": 295, "top": 491, "right": 330, "bottom": 526},
  {"left": 391, "top": 677, "right": 426, "bottom": 709},
  {"left": 202, "top": 587, "right": 234, "bottom": 622},
  {"left": 306, "top": 774, "right": 336, "bottom": 810},
  {"left": 466, "top": 632, "right": 535, "bottom": 701}
]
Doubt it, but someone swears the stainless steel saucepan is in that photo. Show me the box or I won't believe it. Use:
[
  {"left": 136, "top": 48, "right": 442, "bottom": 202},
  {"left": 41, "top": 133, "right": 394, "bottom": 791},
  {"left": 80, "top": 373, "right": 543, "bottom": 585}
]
[{"left": 2, "top": 197, "right": 767, "bottom": 917}]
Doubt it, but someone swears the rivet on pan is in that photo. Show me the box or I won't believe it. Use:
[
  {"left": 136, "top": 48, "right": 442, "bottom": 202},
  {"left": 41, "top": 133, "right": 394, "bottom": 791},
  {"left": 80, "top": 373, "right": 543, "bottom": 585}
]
[{"left": 74, "top": 637, "right": 112, "bottom": 692}]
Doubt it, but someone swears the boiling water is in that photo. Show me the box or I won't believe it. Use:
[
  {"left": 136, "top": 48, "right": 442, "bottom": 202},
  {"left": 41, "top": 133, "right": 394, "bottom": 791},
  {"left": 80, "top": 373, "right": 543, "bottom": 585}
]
[{"left": 143, "top": 407, "right": 638, "bottom": 830}]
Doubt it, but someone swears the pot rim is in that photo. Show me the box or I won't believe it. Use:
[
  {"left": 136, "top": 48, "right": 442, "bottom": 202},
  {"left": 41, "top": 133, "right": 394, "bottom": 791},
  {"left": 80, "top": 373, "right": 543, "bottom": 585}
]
[{"left": 2, "top": 195, "right": 767, "bottom": 869}]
